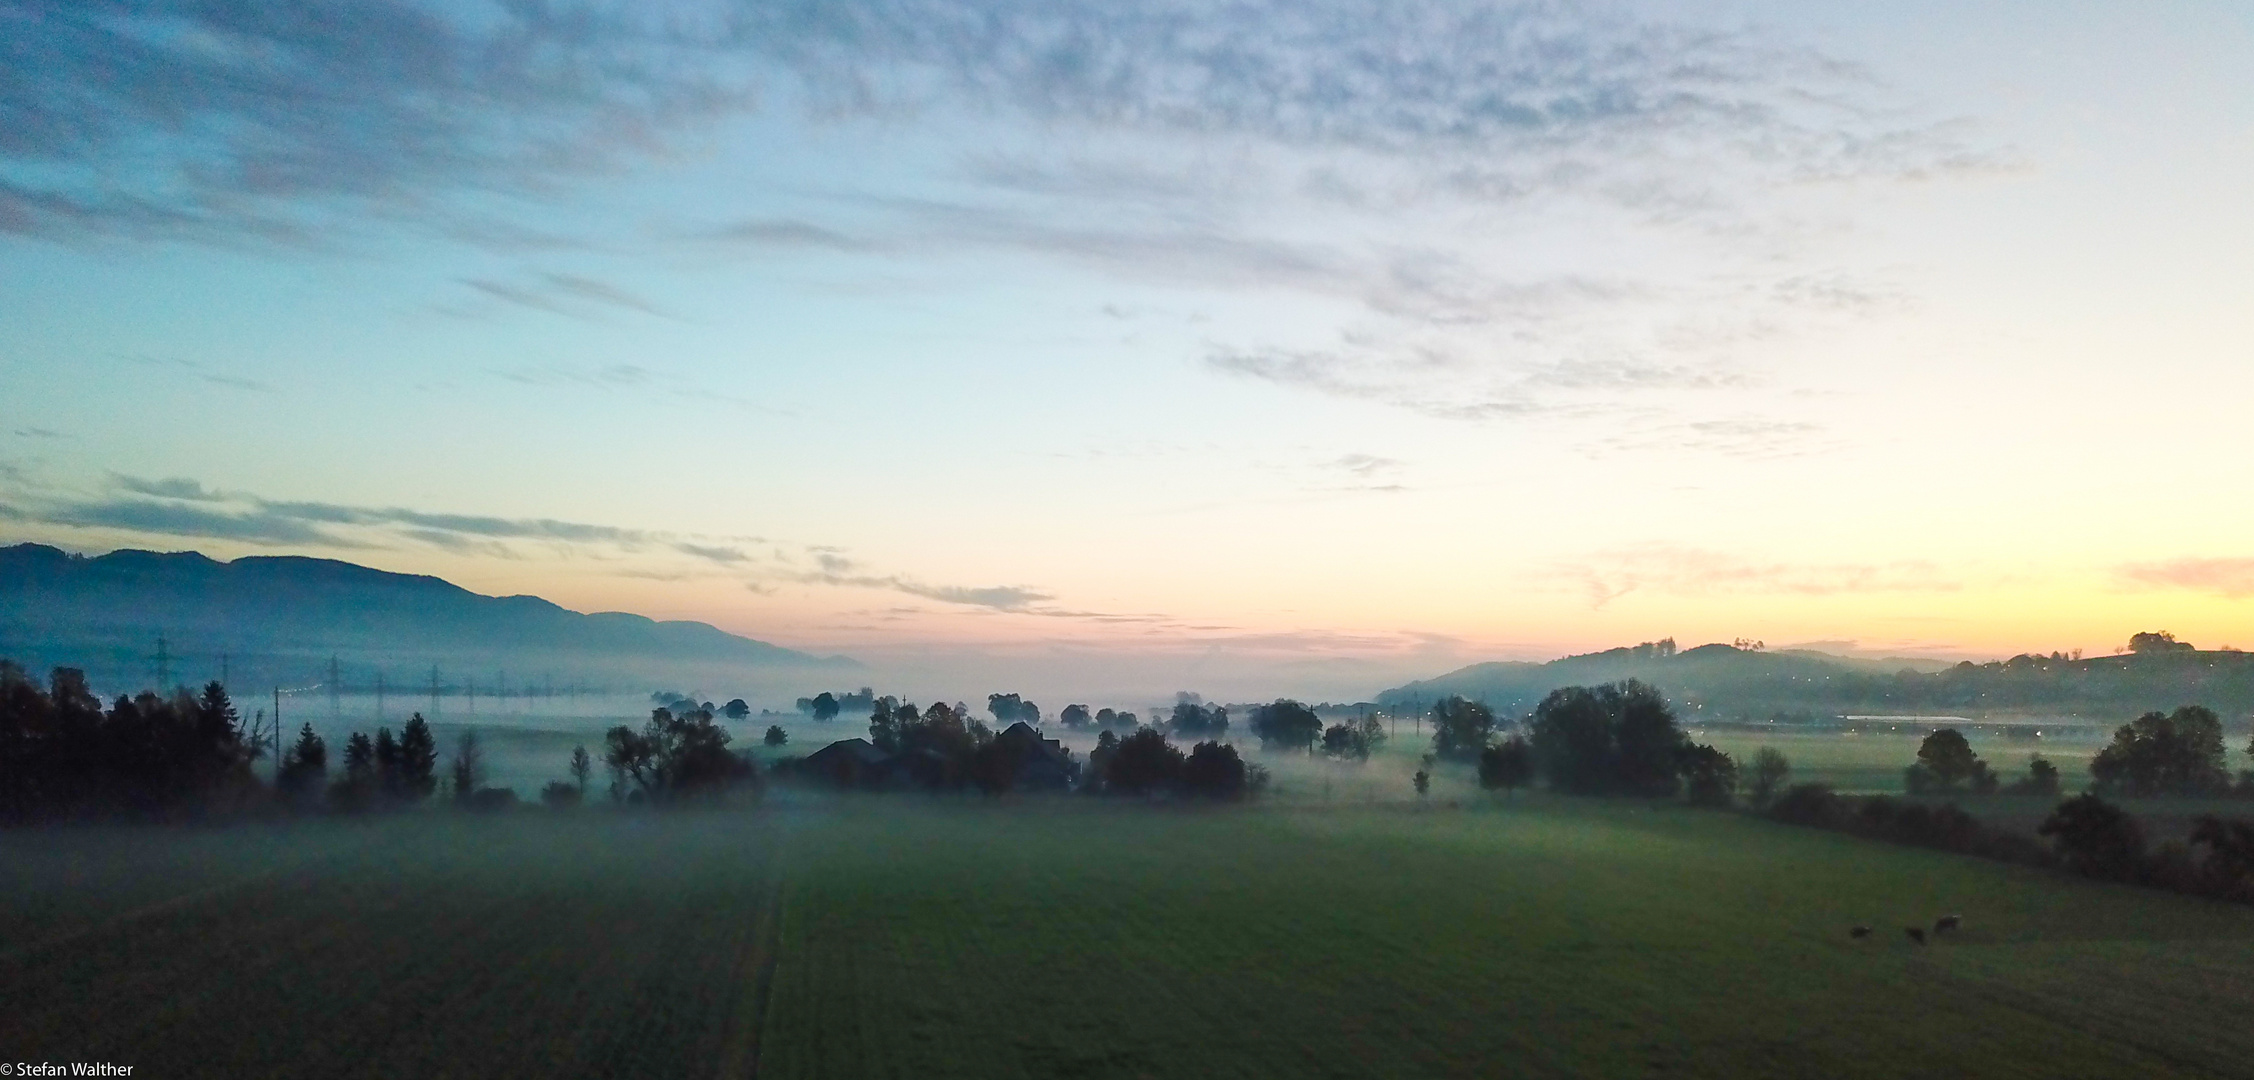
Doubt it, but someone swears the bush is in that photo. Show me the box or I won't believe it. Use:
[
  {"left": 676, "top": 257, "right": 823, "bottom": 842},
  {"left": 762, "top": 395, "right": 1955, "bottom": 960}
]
[
  {"left": 1767, "top": 783, "right": 1844, "bottom": 828},
  {"left": 1182, "top": 742, "right": 1250, "bottom": 800},
  {"left": 1678, "top": 744, "right": 1737, "bottom": 808},
  {"left": 540, "top": 781, "right": 582, "bottom": 809},
  {"left": 2040, "top": 794, "right": 2146, "bottom": 881}
]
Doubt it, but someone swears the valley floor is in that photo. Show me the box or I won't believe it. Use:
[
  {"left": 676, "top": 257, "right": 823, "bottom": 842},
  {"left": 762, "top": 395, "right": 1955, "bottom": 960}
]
[{"left": 6, "top": 799, "right": 2254, "bottom": 1078}]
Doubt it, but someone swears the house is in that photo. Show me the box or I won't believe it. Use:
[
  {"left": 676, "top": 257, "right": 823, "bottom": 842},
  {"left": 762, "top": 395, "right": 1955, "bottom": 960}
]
[
  {"left": 994, "top": 721, "right": 1078, "bottom": 790},
  {"left": 798, "top": 737, "right": 892, "bottom": 788}
]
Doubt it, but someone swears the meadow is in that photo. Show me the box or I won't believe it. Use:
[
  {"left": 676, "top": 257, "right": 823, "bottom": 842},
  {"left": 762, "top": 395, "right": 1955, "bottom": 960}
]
[{"left": 8, "top": 798, "right": 2254, "bottom": 1078}]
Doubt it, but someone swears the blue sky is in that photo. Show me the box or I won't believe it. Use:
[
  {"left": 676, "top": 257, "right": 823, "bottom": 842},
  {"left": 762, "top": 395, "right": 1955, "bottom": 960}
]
[{"left": 3, "top": 0, "right": 2252, "bottom": 701}]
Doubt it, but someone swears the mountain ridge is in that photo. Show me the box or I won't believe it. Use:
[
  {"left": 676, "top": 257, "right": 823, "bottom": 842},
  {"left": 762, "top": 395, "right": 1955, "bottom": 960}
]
[{"left": 0, "top": 543, "right": 853, "bottom": 684}]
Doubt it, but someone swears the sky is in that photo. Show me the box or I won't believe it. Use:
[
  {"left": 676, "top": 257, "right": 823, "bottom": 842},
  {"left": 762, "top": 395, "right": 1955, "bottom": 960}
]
[{"left": 2, "top": 0, "right": 2251, "bottom": 702}]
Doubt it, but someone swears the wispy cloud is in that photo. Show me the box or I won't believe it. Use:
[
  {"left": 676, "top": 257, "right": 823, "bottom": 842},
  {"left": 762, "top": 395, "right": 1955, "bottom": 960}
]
[
  {"left": 2119, "top": 558, "right": 2254, "bottom": 601},
  {"left": 1562, "top": 545, "right": 1963, "bottom": 609}
]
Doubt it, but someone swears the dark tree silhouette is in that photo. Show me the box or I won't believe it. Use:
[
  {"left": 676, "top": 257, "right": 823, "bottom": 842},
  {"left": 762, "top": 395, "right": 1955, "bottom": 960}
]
[
  {"left": 1168, "top": 693, "right": 1228, "bottom": 736},
  {"left": 2090, "top": 705, "right": 2228, "bottom": 797},
  {"left": 2005, "top": 755, "right": 2061, "bottom": 797},
  {"left": 722, "top": 698, "right": 751, "bottom": 720},
  {"left": 1182, "top": 741, "right": 1250, "bottom": 799},
  {"left": 811, "top": 691, "right": 840, "bottom": 722},
  {"left": 279, "top": 722, "right": 328, "bottom": 805},
  {"left": 450, "top": 728, "right": 484, "bottom": 803},
  {"left": 605, "top": 707, "right": 759, "bottom": 804},
  {"left": 2041, "top": 794, "right": 2147, "bottom": 880},
  {"left": 2129, "top": 630, "right": 2195, "bottom": 654},
  {"left": 1678, "top": 744, "right": 1738, "bottom": 807},
  {"left": 1104, "top": 727, "right": 1185, "bottom": 796},
  {"left": 1250, "top": 699, "right": 1322, "bottom": 753},
  {"left": 1413, "top": 769, "right": 1430, "bottom": 798},
  {"left": 1527, "top": 682, "right": 1686, "bottom": 796},
  {"left": 1905, "top": 728, "right": 1997, "bottom": 795},
  {"left": 1746, "top": 747, "right": 1791, "bottom": 808},
  {"left": 1429, "top": 696, "right": 1495, "bottom": 762},
  {"left": 397, "top": 714, "right": 439, "bottom": 801},
  {"left": 1322, "top": 714, "right": 1386, "bottom": 762},
  {"left": 1059, "top": 704, "right": 1091, "bottom": 729},
  {"left": 764, "top": 724, "right": 788, "bottom": 746},
  {"left": 569, "top": 744, "right": 592, "bottom": 793},
  {"left": 1478, "top": 736, "right": 1534, "bottom": 797},
  {"left": 987, "top": 693, "right": 1039, "bottom": 726}
]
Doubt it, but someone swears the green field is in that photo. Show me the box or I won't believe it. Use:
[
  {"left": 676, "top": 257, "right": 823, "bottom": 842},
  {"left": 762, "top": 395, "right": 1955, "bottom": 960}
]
[{"left": 8, "top": 800, "right": 2254, "bottom": 1079}]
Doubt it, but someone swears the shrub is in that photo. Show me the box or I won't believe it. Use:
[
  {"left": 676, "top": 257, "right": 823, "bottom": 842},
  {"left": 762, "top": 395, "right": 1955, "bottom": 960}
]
[
  {"left": 2040, "top": 794, "right": 2147, "bottom": 881},
  {"left": 1767, "top": 783, "right": 1844, "bottom": 828}
]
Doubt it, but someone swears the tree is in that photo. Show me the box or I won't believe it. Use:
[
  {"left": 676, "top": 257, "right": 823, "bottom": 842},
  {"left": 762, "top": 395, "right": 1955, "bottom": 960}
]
[
  {"left": 1678, "top": 744, "right": 1738, "bottom": 808},
  {"left": 540, "top": 780, "right": 582, "bottom": 808},
  {"left": 1746, "top": 747, "right": 1791, "bottom": 808},
  {"left": 2090, "top": 706, "right": 2228, "bottom": 797},
  {"left": 2129, "top": 630, "right": 2195, "bottom": 654},
  {"left": 2006, "top": 755, "right": 2061, "bottom": 797},
  {"left": 763, "top": 724, "right": 788, "bottom": 747},
  {"left": 811, "top": 691, "right": 840, "bottom": 722},
  {"left": 1413, "top": 769, "right": 1430, "bottom": 798},
  {"left": 1168, "top": 693, "right": 1227, "bottom": 737},
  {"left": 605, "top": 707, "right": 759, "bottom": 805},
  {"left": 1182, "top": 742, "right": 1249, "bottom": 799},
  {"left": 1086, "top": 729, "right": 1121, "bottom": 792},
  {"left": 1104, "top": 727, "right": 1185, "bottom": 796},
  {"left": 397, "top": 714, "right": 439, "bottom": 802},
  {"left": 1527, "top": 682, "right": 1686, "bottom": 796},
  {"left": 569, "top": 744, "right": 592, "bottom": 794},
  {"left": 450, "top": 728, "right": 485, "bottom": 803},
  {"left": 1249, "top": 699, "right": 1321, "bottom": 753},
  {"left": 1904, "top": 729, "right": 1996, "bottom": 795},
  {"left": 1322, "top": 713, "right": 1386, "bottom": 762},
  {"left": 1429, "top": 696, "right": 1495, "bottom": 762},
  {"left": 1478, "top": 737, "right": 1534, "bottom": 797},
  {"left": 988, "top": 693, "right": 1039, "bottom": 726},
  {"left": 2040, "top": 794, "right": 2146, "bottom": 880},
  {"left": 330, "top": 731, "right": 379, "bottom": 811},
  {"left": 1059, "top": 704, "right": 1091, "bottom": 729},
  {"left": 722, "top": 698, "right": 751, "bottom": 720},
  {"left": 278, "top": 722, "right": 328, "bottom": 805}
]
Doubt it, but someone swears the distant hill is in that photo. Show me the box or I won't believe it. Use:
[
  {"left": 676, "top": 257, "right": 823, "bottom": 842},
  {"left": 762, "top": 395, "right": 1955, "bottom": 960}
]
[
  {"left": 0, "top": 543, "right": 853, "bottom": 691},
  {"left": 1377, "top": 642, "right": 2254, "bottom": 725}
]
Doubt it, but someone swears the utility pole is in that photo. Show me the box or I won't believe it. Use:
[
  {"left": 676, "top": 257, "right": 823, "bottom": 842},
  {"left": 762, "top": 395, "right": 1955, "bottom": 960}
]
[
  {"left": 376, "top": 671, "right": 385, "bottom": 723},
  {"left": 273, "top": 686, "right": 283, "bottom": 777},
  {"left": 154, "top": 634, "right": 171, "bottom": 691},
  {"left": 466, "top": 676, "right": 476, "bottom": 715},
  {"left": 429, "top": 664, "right": 441, "bottom": 720},
  {"left": 329, "top": 656, "right": 341, "bottom": 720}
]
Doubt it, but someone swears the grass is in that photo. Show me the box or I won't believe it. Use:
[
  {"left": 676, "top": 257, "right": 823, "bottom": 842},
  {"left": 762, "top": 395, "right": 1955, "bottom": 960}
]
[{"left": 8, "top": 799, "right": 2254, "bottom": 1078}]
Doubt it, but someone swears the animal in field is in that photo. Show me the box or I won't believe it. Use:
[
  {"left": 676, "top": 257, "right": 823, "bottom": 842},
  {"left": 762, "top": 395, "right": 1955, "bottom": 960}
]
[
  {"left": 1849, "top": 925, "right": 1872, "bottom": 939},
  {"left": 1934, "top": 914, "right": 1962, "bottom": 933},
  {"left": 1905, "top": 927, "right": 1927, "bottom": 945}
]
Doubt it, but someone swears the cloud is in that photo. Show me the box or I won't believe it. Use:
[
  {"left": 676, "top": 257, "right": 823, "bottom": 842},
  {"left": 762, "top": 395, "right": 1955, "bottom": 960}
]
[
  {"left": 676, "top": 542, "right": 750, "bottom": 565},
  {"left": 1563, "top": 545, "right": 1962, "bottom": 608},
  {"left": 802, "top": 570, "right": 1054, "bottom": 612},
  {"left": 112, "top": 475, "right": 224, "bottom": 502},
  {"left": 13, "top": 427, "right": 67, "bottom": 439},
  {"left": 41, "top": 499, "right": 352, "bottom": 547},
  {"left": 10, "top": 0, "right": 2005, "bottom": 444},
  {"left": 701, "top": 218, "right": 870, "bottom": 251},
  {"left": 2119, "top": 558, "right": 2254, "bottom": 601},
  {"left": 1330, "top": 454, "right": 1401, "bottom": 478}
]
